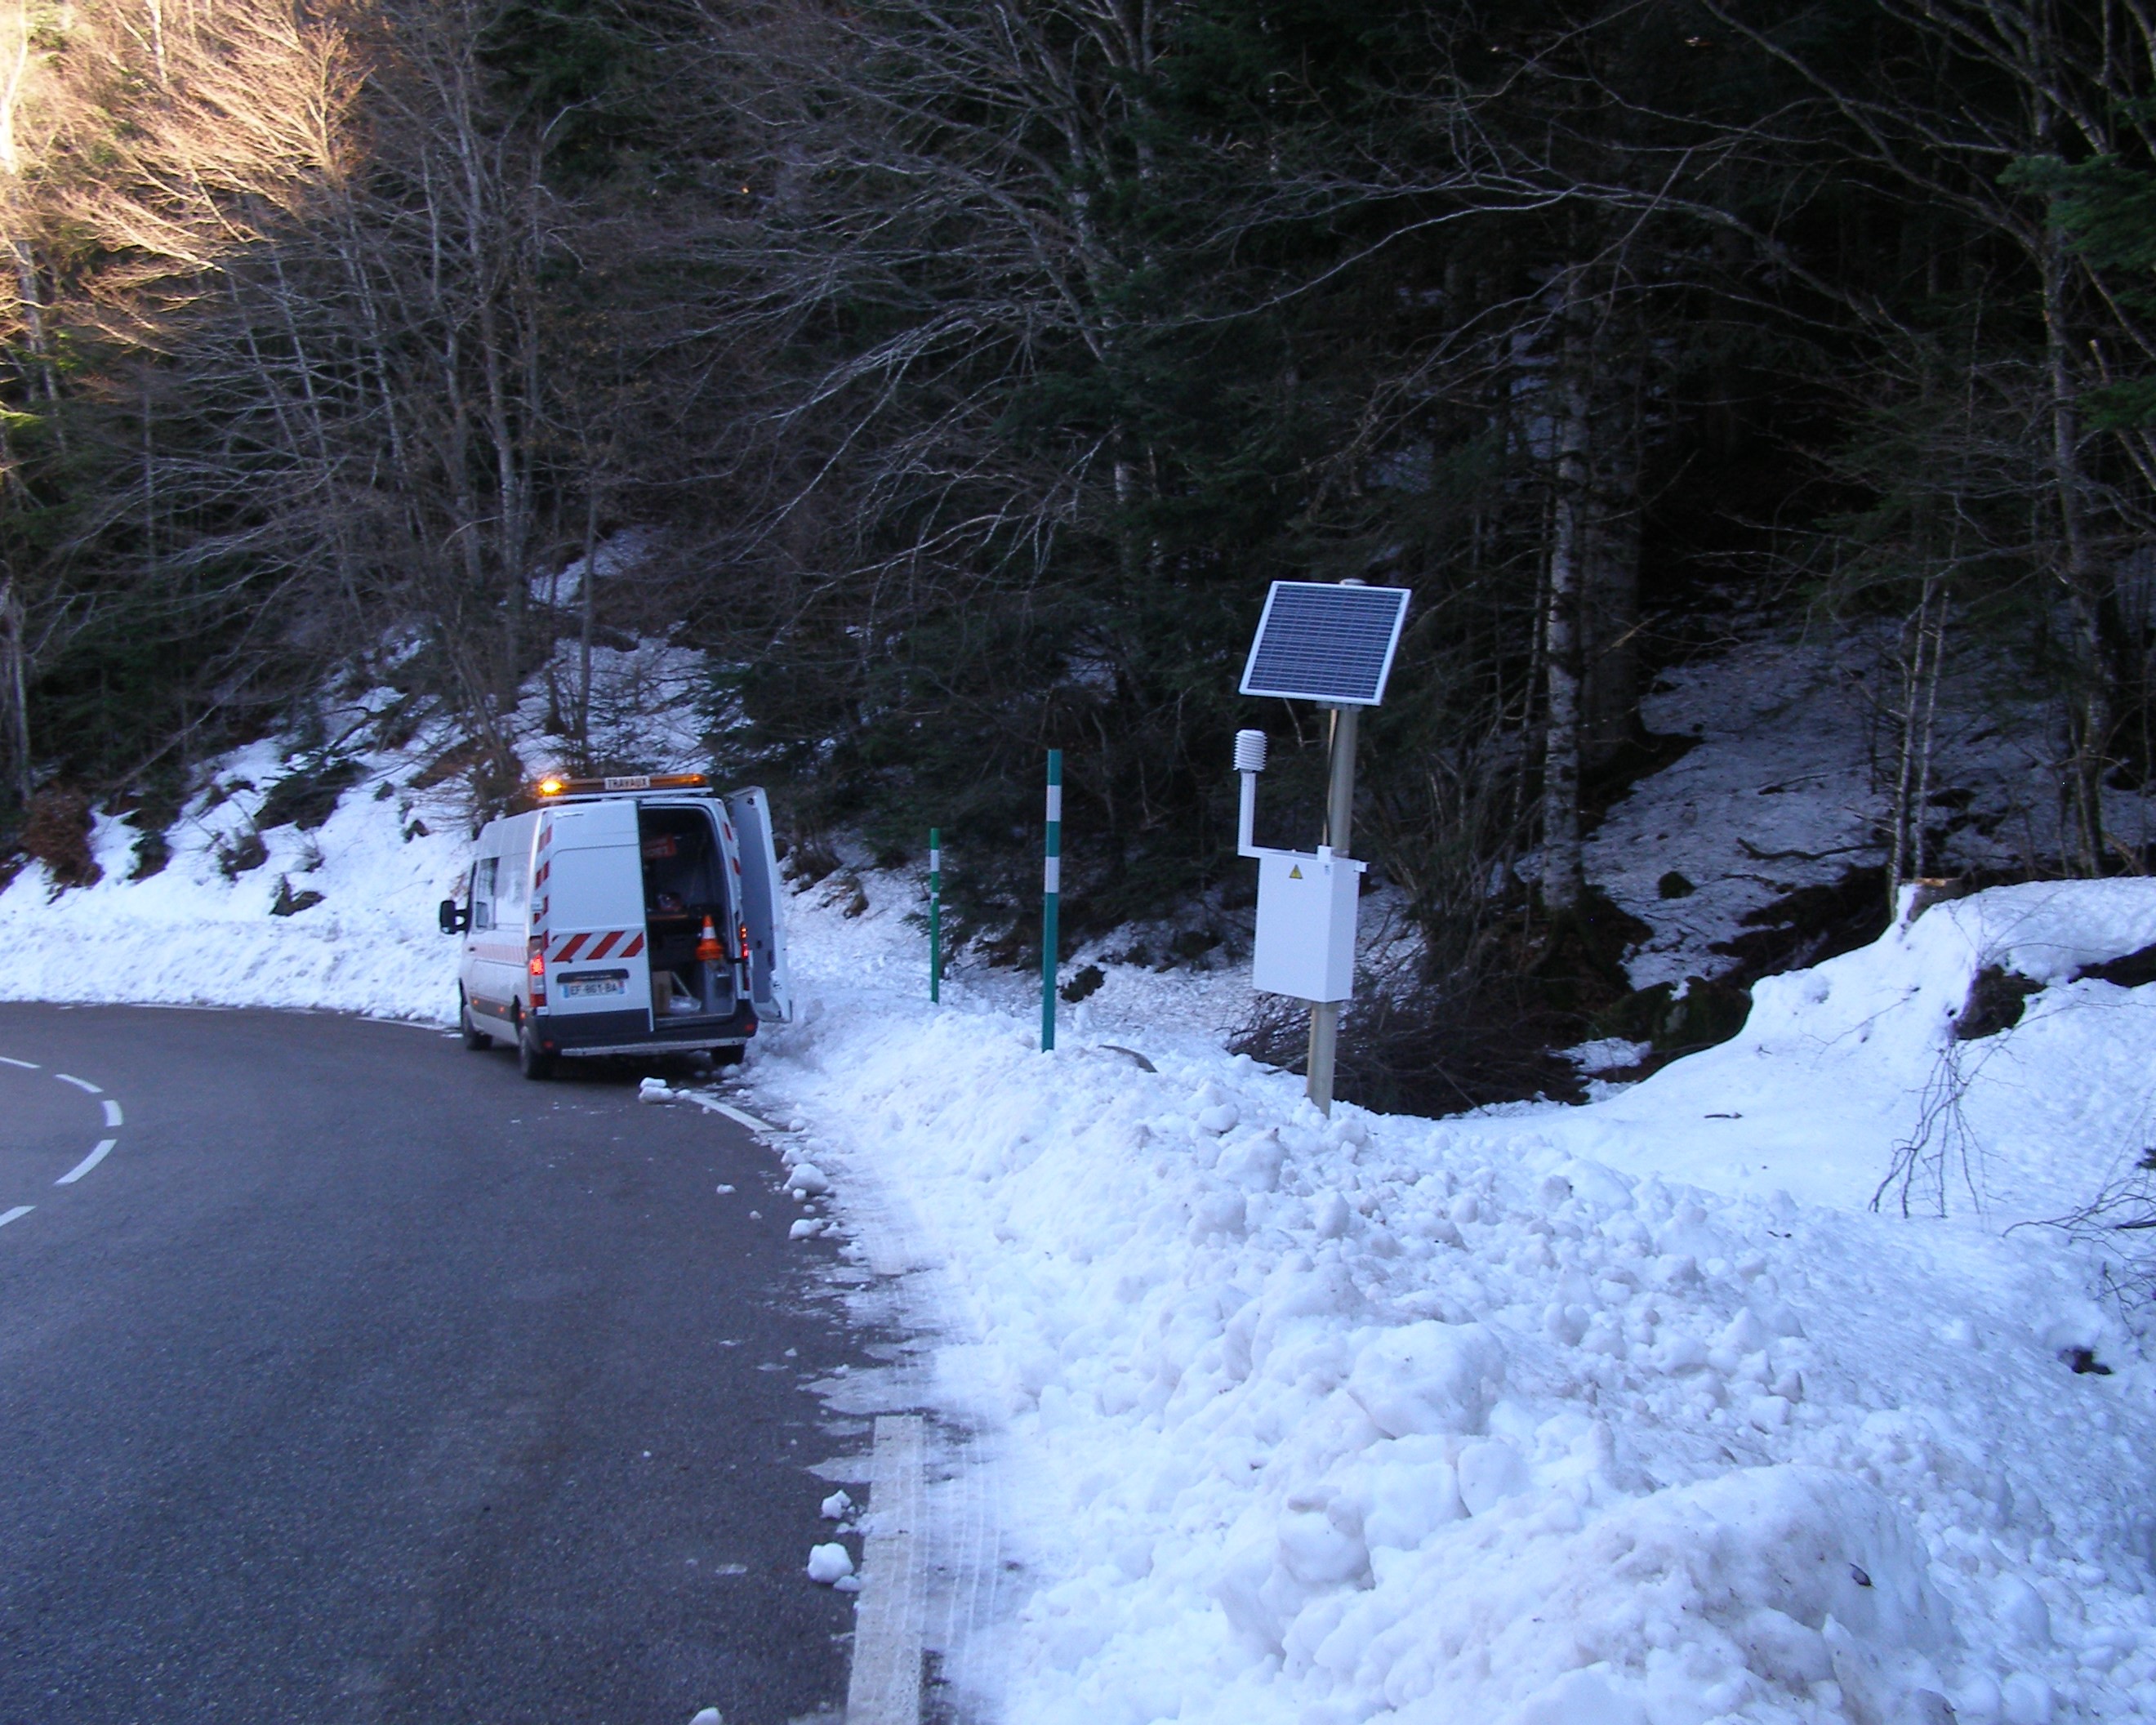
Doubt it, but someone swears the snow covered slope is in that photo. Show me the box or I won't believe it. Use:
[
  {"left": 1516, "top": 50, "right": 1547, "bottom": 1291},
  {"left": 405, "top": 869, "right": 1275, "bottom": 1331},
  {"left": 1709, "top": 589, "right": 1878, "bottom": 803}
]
[
  {"left": 1544, "top": 881, "right": 2156, "bottom": 1219},
  {"left": 744, "top": 873, "right": 2156, "bottom": 1725},
  {"left": 0, "top": 733, "right": 466, "bottom": 1019},
  {"left": 1586, "top": 621, "right": 2156, "bottom": 992},
  {"left": 0, "top": 635, "right": 708, "bottom": 1020}
]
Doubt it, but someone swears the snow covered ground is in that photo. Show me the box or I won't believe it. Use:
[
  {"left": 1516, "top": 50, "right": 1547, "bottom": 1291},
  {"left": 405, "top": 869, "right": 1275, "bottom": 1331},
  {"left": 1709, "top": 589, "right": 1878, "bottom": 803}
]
[
  {"left": 746, "top": 870, "right": 2156, "bottom": 1725},
  {"left": 7, "top": 640, "right": 2156, "bottom": 1724}
]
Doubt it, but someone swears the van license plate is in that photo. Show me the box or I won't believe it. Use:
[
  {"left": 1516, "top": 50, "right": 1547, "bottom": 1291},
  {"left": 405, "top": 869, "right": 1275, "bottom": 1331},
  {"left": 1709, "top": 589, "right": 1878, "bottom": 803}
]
[{"left": 561, "top": 976, "right": 628, "bottom": 998}]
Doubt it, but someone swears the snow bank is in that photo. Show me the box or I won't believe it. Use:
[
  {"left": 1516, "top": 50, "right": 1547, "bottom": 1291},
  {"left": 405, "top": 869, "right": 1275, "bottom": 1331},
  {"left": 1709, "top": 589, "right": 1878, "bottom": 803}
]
[
  {"left": 1555, "top": 881, "right": 2156, "bottom": 1216},
  {"left": 0, "top": 737, "right": 463, "bottom": 1019},
  {"left": 745, "top": 877, "right": 2156, "bottom": 1725}
]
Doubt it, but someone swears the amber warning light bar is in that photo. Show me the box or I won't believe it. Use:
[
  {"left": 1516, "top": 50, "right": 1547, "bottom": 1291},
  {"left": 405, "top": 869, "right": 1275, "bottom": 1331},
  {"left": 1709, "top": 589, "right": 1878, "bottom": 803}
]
[{"left": 536, "top": 772, "right": 710, "bottom": 797}]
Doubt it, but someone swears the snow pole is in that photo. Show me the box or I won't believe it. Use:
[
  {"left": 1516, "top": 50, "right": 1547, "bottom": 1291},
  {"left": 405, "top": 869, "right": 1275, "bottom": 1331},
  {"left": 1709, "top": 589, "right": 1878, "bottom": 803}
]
[
  {"left": 1041, "top": 750, "right": 1062, "bottom": 1051},
  {"left": 929, "top": 827, "right": 942, "bottom": 1003}
]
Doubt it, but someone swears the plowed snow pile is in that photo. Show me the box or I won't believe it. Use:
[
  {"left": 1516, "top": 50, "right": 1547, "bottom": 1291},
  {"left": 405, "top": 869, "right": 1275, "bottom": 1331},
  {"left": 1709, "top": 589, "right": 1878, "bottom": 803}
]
[{"left": 748, "top": 880, "right": 2156, "bottom": 1725}]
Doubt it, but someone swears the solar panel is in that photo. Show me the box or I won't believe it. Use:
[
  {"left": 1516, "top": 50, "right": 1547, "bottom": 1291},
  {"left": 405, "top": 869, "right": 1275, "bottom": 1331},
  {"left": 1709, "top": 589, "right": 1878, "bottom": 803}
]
[{"left": 1239, "top": 582, "right": 1411, "bottom": 706}]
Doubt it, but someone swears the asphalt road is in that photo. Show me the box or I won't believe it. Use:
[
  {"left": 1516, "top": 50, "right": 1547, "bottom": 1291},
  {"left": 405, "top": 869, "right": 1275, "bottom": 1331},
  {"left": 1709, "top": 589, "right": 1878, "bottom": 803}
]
[{"left": 0, "top": 1003, "right": 867, "bottom": 1725}]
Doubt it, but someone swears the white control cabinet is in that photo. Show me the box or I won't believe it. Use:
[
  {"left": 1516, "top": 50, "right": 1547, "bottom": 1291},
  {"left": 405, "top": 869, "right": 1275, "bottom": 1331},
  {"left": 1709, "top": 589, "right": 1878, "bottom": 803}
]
[{"left": 1251, "top": 847, "right": 1364, "bottom": 1002}]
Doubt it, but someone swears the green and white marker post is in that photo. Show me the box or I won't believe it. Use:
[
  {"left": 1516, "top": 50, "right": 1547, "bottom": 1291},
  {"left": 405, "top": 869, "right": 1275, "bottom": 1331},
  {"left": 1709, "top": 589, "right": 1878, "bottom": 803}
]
[
  {"left": 929, "top": 827, "right": 942, "bottom": 1003},
  {"left": 1041, "top": 750, "right": 1062, "bottom": 1051}
]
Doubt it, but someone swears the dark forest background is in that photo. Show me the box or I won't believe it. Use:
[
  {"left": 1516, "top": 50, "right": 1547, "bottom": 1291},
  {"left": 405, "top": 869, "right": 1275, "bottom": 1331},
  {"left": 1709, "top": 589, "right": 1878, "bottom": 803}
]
[{"left": 4, "top": 0, "right": 2156, "bottom": 1105}]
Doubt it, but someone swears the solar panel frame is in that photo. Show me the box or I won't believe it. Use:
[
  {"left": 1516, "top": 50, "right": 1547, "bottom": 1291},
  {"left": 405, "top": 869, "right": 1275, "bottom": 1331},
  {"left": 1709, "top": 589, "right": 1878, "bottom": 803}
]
[{"left": 1238, "top": 582, "right": 1412, "bottom": 706}]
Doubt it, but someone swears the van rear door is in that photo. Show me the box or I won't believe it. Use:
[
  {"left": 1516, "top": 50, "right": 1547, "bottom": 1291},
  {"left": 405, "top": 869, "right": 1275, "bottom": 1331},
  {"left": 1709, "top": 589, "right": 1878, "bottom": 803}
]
[
  {"left": 541, "top": 799, "right": 653, "bottom": 1023},
  {"left": 724, "top": 788, "right": 792, "bottom": 1023}
]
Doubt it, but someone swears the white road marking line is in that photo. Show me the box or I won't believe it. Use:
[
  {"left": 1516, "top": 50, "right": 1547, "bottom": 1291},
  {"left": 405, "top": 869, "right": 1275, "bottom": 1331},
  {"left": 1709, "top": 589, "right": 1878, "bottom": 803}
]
[
  {"left": 845, "top": 1414, "right": 928, "bottom": 1725},
  {"left": 56, "top": 1139, "right": 117, "bottom": 1185},
  {"left": 0, "top": 1206, "right": 32, "bottom": 1228},
  {"left": 692, "top": 1096, "right": 785, "bottom": 1135},
  {"left": 102, "top": 1099, "right": 123, "bottom": 1128},
  {"left": 54, "top": 1073, "right": 101, "bottom": 1094},
  {"left": 0, "top": 1056, "right": 38, "bottom": 1070}
]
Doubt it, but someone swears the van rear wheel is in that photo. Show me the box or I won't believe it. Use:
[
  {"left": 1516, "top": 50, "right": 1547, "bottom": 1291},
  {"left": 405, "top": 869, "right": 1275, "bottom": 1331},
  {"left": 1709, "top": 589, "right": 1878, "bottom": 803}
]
[
  {"left": 459, "top": 989, "right": 490, "bottom": 1051},
  {"left": 516, "top": 1013, "right": 553, "bottom": 1081}
]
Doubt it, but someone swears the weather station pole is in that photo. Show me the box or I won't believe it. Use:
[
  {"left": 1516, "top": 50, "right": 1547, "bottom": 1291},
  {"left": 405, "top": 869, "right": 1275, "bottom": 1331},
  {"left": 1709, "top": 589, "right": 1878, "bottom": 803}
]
[
  {"left": 1305, "top": 704, "right": 1359, "bottom": 1112},
  {"left": 929, "top": 827, "right": 942, "bottom": 1003},
  {"left": 1232, "top": 578, "right": 1410, "bottom": 1119},
  {"left": 1041, "top": 751, "right": 1062, "bottom": 1051}
]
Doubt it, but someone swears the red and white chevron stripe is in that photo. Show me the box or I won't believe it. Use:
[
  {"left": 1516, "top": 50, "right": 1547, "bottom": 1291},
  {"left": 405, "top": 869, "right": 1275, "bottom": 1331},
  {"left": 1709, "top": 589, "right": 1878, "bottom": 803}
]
[{"left": 550, "top": 930, "right": 646, "bottom": 962}]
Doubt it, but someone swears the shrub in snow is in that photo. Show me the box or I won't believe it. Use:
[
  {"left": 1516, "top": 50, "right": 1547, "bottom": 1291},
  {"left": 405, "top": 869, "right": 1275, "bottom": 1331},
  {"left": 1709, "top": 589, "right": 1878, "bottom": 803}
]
[{"left": 20, "top": 786, "right": 101, "bottom": 889}]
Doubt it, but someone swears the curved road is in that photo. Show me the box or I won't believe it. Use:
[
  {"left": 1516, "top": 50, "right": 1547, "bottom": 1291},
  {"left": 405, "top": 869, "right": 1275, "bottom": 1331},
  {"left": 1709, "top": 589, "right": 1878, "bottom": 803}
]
[{"left": 0, "top": 1003, "right": 862, "bottom": 1725}]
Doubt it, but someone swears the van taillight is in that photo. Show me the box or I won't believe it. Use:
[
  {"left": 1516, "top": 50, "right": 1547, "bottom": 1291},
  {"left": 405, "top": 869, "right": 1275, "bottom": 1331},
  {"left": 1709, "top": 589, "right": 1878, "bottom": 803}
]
[
  {"left": 738, "top": 922, "right": 750, "bottom": 962},
  {"left": 528, "top": 936, "right": 547, "bottom": 1007}
]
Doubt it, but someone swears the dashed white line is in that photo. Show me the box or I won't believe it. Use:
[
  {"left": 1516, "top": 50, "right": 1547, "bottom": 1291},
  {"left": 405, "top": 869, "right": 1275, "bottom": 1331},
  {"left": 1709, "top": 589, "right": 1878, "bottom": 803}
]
[
  {"left": 54, "top": 1073, "right": 102, "bottom": 1094},
  {"left": 102, "top": 1099, "right": 124, "bottom": 1128},
  {"left": 0, "top": 1056, "right": 38, "bottom": 1070},
  {"left": 0, "top": 1206, "right": 33, "bottom": 1228},
  {"left": 56, "top": 1140, "right": 117, "bottom": 1186}
]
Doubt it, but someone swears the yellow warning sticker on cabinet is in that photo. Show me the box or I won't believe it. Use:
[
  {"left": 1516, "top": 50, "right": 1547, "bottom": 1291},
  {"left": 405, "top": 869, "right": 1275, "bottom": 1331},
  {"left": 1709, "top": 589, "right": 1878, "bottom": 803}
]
[{"left": 1289, "top": 864, "right": 1303, "bottom": 879}]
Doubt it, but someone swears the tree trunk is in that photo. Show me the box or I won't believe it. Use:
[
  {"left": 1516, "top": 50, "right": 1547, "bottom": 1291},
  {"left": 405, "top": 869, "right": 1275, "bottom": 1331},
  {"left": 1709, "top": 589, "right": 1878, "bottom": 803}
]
[
  {"left": 1582, "top": 339, "right": 1641, "bottom": 768},
  {"left": 2042, "top": 218, "right": 2109, "bottom": 873},
  {"left": 578, "top": 487, "right": 598, "bottom": 767},
  {"left": 0, "top": 574, "right": 29, "bottom": 805},
  {"left": 1540, "top": 274, "right": 1592, "bottom": 915}
]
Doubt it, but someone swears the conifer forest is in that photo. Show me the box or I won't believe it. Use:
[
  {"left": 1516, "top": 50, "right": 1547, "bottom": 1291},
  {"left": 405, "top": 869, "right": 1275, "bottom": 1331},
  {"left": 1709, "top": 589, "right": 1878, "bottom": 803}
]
[{"left": 4, "top": 0, "right": 2156, "bottom": 1105}]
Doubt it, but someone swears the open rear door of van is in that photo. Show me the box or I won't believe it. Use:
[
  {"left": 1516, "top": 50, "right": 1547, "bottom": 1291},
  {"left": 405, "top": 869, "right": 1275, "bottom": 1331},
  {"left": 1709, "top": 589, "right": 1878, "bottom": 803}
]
[
  {"left": 541, "top": 798, "right": 653, "bottom": 1027},
  {"left": 725, "top": 787, "right": 792, "bottom": 1023}
]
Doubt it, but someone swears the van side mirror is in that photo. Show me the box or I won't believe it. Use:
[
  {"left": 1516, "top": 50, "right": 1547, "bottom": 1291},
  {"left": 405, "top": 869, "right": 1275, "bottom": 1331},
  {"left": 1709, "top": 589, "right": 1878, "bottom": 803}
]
[{"left": 439, "top": 898, "right": 466, "bottom": 934}]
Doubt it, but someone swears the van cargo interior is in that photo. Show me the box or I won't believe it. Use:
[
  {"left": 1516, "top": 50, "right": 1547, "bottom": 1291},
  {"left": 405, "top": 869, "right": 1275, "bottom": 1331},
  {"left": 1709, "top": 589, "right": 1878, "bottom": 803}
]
[{"left": 638, "top": 805, "right": 734, "bottom": 1020}]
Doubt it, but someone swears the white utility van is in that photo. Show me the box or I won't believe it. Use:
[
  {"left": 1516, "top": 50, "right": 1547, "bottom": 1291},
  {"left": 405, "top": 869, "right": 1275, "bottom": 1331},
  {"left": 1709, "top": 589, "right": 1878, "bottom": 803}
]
[{"left": 439, "top": 773, "right": 790, "bottom": 1079}]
